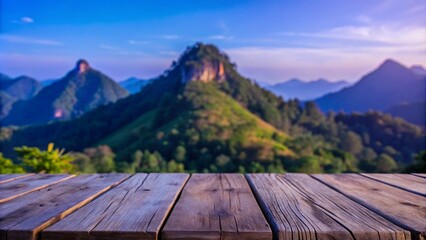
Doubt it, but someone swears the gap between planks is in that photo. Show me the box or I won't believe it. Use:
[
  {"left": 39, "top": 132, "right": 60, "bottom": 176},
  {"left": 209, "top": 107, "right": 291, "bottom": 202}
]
[
  {"left": 0, "top": 174, "right": 74, "bottom": 204},
  {"left": 312, "top": 174, "right": 426, "bottom": 240},
  {"left": 360, "top": 174, "right": 426, "bottom": 197},
  {"left": 0, "top": 174, "right": 34, "bottom": 184}
]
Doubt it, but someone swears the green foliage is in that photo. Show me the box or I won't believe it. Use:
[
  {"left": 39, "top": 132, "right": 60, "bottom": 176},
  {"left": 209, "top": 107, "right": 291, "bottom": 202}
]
[
  {"left": 14, "top": 143, "right": 74, "bottom": 173},
  {"left": 406, "top": 151, "right": 426, "bottom": 173},
  {"left": 71, "top": 152, "right": 96, "bottom": 173},
  {"left": 0, "top": 153, "right": 25, "bottom": 173},
  {"left": 72, "top": 145, "right": 116, "bottom": 173},
  {"left": 174, "top": 145, "right": 187, "bottom": 162},
  {"left": 167, "top": 160, "right": 185, "bottom": 173},
  {"left": 340, "top": 131, "right": 363, "bottom": 155},
  {"left": 375, "top": 154, "right": 398, "bottom": 173},
  {"left": 294, "top": 156, "right": 322, "bottom": 173}
]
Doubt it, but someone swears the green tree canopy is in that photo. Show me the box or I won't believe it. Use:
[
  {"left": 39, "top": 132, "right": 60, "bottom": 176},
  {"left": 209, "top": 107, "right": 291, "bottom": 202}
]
[
  {"left": 0, "top": 153, "right": 25, "bottom": 174},
  {"left": 341, "top": 131, "right": 363, "bottom": 155},
  {"left": 375, "top": 154, "right": 398, "bottom": 173},
  {"left": 83, "top": 145, "right": 116, "bottom": 173},
  {"left": 14, "top": 143, "right": 74, "bottom": 173}
]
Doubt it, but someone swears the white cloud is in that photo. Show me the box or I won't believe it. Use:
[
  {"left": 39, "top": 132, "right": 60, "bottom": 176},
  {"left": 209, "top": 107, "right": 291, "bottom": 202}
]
[
  {"left": 99, "top": 44, "right": 153, "bottom": 57},
  {"left": 0, "top": 35, "right": 62, "bottom": 46},
  {"left": 281, "top": 25, "right": 426, "bottom": 46},
  {"left": 160, "top": 35, "right": 180, "bottom": 40},
  {"left": 21, "top": 17, "right": 34, "bottom": 23},
  {"left": 128, "top": 40, "right": 150, "bottom": 45},
  {"left": 12, "top": 17, "right": 34, "bottom": 24},
  {"left": 99, "top": 44, "right": 121, "bottom": 51},
  {"left": 159, "top": 50, "right": 180, "bottom": 56},
  {"left": 209, "top": 35, "right": 234, "bottom": 40}
]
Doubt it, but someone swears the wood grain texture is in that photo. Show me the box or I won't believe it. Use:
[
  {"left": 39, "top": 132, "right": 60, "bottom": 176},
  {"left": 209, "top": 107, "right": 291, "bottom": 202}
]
[
  {"left": 0, "top": 174, "right": 34, "bottom": 184},
  {"left": 362, "top": 174, "right": 426, "bottom": 196},
  {"left": 0, "top": 174, "right": 74, "bottom": 203},
  {"left": 42, "top": 173, "right": 189, "bottom": 240},
  {"left": 313, "top": 174, "right": 426, "bottom": 240},
  {"left": 0, "top": 174, "right": 129, "bottom": 240},
  {"left": 247, "top": 173, "right": 410, "bottom": 240},
  {"left": 162, "top": 174, "right": 272, "bottom": 240}
]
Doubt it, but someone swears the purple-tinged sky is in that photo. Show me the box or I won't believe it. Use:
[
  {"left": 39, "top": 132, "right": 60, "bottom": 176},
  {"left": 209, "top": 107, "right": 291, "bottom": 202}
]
[{"left": 1, "top": 0, "right": 425, "bottom": 83}]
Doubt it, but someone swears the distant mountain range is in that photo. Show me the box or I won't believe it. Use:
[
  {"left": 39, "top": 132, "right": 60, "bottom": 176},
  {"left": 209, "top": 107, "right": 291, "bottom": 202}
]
[
  {"left": 0, "top": 74, "right": 42, "bottom": 118},
  {"left": 386, "top": 101, "right": 425, "bottom": 127},
  {"left": 411, "top": 65, "right": 426, "bottom": 75},
  {"left": 315, "top": 59, "right": 426, "bottom": 113},
  {"left": 1, "top": 43, "right": 424, "bottom": 174},
  {"left": 265, "top": 78, "right": 350, "bottom": 100},
  {"left": 119, "top": 77, "right": 152, "bottom": 94},
  {"left": 1, "top": 59, "right": 128, "bottom": 126}
]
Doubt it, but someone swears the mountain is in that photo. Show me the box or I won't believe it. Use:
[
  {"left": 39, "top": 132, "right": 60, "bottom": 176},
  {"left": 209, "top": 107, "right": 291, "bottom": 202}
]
[
  {"left": 0, "top": 73, "right": 11, "bottom": 82},
  {"left": 1, "top": 44, "right": 424, "bottom": 173},
  {"left": 1, "top": 59, "right": 129, "bottom": 126},
  {"left": 315, "top": 59, "right": 426, "bottom": 112},
  {"left": 266, "top": 78, "right": 350, "bottom": 100},
  {"left": 0, "top": 75, "right": 41, "bottom": 100},
  {"left": 411, "top": 65, "right": 426, "bottom": 76},
  {"left": 0, "top": 75, "right": 42, "bottom": 118},
  {"left": 41, "top": 79, "right": 59, "bottom": 87},
  {"left": 386, "top": 101, "right": 425, "bottom": 127},
  {"left": 119, "top": 77, "right": 152, "bottom": 94}
]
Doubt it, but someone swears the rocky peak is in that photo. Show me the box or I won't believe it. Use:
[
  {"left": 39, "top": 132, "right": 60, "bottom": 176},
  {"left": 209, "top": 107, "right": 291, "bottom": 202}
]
[
  {"left": 177, "top": 43, "right": 228, "bottom": 83},
  {"left": 76, "top": 59, "right": 90, "bottom": 74},
  {"left": 181, "top": 60, "right": 225, "bottom": 83}
]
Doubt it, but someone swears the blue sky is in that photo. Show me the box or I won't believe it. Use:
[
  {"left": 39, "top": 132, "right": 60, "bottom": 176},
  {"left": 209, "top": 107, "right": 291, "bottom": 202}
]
[{"left": 1, "top": 0, "right": 425, "bottom": 83}]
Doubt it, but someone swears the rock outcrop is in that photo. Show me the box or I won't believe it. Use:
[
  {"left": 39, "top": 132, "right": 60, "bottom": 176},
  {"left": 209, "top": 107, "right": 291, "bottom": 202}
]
[{"left": 181, "top": 60, "right": 225, "bottom": 83}]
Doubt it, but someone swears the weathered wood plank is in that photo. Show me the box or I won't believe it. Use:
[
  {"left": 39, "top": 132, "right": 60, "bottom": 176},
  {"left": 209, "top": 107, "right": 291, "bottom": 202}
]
[
  {"left": 0, "top": 174, "right": 34, "bottom": 184},
  {"left": 313, "top": 174, "right": 426, "bottom": 240},
  {"left": 362, "top": 174, "right": 426, "bottom": 196},
  {"left": 162, "top": 174, "right": 272, "bottom": 240},
  {"left": 0, "top": 173, "right": 129, "bottom": 240},
  {"left": 0, "top": 174, "right": 74, "bottom": 203},
  {"left": 247, "top": 173, "right": 410, "bottom": 240},
  {"left": 42, "top": 173, "right": 189, "bottom": 240}
]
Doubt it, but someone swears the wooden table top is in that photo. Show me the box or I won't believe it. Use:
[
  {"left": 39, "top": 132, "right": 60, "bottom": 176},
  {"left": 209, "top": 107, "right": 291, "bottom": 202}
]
[{"left": 0, "top": 173, "right": 424, "bottom": 240}]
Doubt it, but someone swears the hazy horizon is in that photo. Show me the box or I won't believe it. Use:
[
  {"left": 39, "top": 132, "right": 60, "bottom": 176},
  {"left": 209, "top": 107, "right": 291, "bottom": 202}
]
[{"left": 1, "top": 0, "right": 425, "bottom": 83}]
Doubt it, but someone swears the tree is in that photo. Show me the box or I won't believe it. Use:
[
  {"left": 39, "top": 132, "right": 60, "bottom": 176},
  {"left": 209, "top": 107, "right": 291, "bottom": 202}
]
[
  {"left": 15, "top": 143, "right": 74, "bottom": 173},
  {"left": 358, "top": 147, "right": 378, "bottom": 172},
  {"left": 83, "top": 145, "right": 116, "bottom": 173},
  {"left": 296, "top": 156, "right": 322, "bottom": 173},
  {"left": 167, "top": 160, "right": 185, "bottom": 172},
  {"left": 406, "top": 151, "right": 426, "bottom": 173},
  {"left": 129, "top": 150, "right": 167, "bottom": 172},
  {"left": 0, "top": 153, "right": 25, "bottom": 173},
  {"left": 341, "top": 131, "right": 363, "bottom": 155},
  {"left": 215, "top": 154, "right": 231, "bottom": 168},
  {"left": 71, "top": 152, "right": 96, "bottom": 173},
  {"left": 174, "top": 146, "right": 187, "bottom": 162},
  {"left": 375, "top": 154, "right": 398, "bottom": 173}
]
